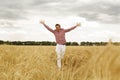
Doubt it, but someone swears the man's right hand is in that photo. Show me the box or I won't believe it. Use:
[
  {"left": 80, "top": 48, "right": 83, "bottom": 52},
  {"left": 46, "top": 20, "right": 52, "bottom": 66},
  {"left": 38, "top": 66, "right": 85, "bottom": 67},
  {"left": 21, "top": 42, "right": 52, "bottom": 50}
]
[{"left": 40, "top": 20, "right": 45, "bottom": 24}]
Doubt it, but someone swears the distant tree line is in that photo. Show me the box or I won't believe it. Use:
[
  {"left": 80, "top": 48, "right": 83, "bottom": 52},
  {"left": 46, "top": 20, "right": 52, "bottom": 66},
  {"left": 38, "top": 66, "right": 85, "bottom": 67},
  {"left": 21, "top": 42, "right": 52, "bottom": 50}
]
[
  {"left": 0, "top": 40, "right": 120, "bottom": 46},
  {"left": 0, "top": 40, "right": 56, "bottom": 46},
  {"left": 80, "top": 41, "right": 120, "bottom": 46},
  {"left": 0, "top": 40, "right": 79, "bottom": 46},
  {"left": 80, "top": 42, "right": 108, "bottom": 46}
]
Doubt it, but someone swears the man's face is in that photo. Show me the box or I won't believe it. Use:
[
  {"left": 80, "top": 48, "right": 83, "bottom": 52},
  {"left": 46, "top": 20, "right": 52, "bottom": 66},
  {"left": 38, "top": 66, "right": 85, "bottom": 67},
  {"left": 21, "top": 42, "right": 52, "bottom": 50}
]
[{"left": 56, "top": 26, "right": 61, "bottom": 31}]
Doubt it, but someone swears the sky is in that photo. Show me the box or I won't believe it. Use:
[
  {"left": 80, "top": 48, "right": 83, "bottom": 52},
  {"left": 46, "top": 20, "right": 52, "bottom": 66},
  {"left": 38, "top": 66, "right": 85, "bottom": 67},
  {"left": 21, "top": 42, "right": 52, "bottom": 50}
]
[{"left": 0, "top": 0, "right": 120, "bottom": 42}]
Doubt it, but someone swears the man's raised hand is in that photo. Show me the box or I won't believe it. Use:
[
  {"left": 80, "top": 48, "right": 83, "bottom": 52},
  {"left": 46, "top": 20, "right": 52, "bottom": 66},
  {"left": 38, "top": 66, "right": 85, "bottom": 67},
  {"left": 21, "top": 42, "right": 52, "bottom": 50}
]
[
  {"left": 76, "top": 23, "right": 81, "bottom": 27},
  {"left": 40, "top": 20, "right": 45, "bottom": 24}
]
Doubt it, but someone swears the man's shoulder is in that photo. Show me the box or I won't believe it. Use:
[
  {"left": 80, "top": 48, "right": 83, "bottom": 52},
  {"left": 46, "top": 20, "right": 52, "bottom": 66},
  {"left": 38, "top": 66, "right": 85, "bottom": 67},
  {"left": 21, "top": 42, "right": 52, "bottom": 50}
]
[
  {"left": 61, "top": 28, "right": 65, "bottom": 30},
  {"left": 54, "top": 28, "right": 65, "bottom": 31}
]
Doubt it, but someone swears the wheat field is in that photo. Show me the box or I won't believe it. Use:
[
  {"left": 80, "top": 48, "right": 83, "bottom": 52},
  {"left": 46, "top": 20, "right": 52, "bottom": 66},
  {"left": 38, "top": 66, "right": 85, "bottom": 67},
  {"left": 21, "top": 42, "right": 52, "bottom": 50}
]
[{"left": 0, "top": 44, "right": 120, "bottom": 80}]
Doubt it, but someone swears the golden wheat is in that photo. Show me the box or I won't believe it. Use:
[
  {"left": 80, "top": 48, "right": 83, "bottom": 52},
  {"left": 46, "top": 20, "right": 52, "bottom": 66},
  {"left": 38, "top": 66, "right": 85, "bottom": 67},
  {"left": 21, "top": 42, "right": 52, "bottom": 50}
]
[{"left": 0, "top": 45, "right": 120, "bottom": 80}]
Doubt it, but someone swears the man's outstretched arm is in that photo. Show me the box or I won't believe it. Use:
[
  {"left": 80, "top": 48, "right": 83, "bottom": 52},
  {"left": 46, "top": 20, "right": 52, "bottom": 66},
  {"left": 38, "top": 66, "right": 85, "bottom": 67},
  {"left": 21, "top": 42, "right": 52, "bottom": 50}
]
[
  {"left": 40, "top": 20, "right": 54, "bottom": 33},
  {"left": 65, "top": 23, "right": 81, "bottom": 32}
]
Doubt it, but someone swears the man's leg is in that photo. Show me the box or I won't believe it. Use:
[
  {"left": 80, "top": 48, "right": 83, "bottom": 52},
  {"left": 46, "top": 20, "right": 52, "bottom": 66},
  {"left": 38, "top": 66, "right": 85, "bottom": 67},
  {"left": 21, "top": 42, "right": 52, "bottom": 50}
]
[
  {"left": 56, "top": 44, "right": 62, "bottom": 69},
  {"left": 61, "top": 45, "right": 66, "bottom": 59}
]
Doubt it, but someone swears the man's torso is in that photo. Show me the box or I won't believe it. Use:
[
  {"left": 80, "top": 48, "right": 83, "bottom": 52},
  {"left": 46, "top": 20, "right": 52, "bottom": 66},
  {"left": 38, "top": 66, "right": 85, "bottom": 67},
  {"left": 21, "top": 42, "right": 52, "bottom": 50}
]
[{"left": 54, "top": 29, "right": 66, "bottom": 45}]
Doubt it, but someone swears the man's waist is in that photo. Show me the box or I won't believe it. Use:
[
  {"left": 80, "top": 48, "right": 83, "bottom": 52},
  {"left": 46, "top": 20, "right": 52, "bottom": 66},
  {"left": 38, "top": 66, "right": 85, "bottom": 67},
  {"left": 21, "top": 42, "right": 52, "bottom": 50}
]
[
  {"left": 57, "top": 43, "right": 66, "bottom": 45},
  {"left": 56, "top": 40, "right": 66, "bottom": 45}
]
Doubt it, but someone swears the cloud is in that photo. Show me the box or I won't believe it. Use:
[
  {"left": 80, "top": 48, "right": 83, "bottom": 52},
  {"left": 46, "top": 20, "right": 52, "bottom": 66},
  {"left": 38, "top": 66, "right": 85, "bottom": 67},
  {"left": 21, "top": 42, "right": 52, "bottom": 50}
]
[
  {"left": 76, "top": 3, "right": 120, "bottom": 23},
  {"left": 0, "top": 0, "right": 119, "bottom": 23},
  {"left": 0, "top": 9, "right": 27, "bottom": 20},
  {"left": 0, "top": 0, "right": 29, "bottom": 20},
  {"left": 0, "top": 20, "right": 27, "bottom": 29},
  {"left": 30, "top": 0, "right": 120, "bottom": 23}
]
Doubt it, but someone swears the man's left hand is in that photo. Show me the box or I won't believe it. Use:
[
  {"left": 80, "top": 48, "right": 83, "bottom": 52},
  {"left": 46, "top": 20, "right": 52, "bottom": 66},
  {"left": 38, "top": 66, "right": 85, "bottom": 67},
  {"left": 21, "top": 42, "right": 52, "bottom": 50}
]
[{"left": 76, "top": 23, "right": 81, "bottom": 27}]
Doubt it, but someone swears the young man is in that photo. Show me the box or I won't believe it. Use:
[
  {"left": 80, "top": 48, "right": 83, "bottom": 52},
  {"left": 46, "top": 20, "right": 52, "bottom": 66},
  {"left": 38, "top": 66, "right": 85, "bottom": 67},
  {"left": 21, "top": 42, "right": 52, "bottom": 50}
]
[{"left": 40, "top": 20, "right": 81, "bottom": 70}]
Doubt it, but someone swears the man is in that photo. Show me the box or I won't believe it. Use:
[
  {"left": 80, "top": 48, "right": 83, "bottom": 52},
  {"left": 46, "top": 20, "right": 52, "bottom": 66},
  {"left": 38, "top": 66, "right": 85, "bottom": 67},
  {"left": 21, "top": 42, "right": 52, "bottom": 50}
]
[{"left": 40, "top": 20, "right": 81, "bottom": 70}]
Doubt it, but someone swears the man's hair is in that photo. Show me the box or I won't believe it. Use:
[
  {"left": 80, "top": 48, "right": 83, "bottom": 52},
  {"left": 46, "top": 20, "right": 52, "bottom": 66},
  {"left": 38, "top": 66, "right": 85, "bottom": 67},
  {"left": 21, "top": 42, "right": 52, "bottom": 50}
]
[{"left": 55, "top": 24, "right": 61, "bottom": 27}]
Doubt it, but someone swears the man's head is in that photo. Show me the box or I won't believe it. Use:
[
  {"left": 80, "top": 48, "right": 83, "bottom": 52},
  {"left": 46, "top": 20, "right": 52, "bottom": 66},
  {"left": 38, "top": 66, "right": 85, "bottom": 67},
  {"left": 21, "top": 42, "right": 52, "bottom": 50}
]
[{"left": 55, "top": 24, "right": 61, "bottom": 31}]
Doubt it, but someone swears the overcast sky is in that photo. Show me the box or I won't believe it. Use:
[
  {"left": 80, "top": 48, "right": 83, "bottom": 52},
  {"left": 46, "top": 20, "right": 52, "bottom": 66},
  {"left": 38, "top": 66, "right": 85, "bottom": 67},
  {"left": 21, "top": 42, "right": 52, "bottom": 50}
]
[{"left": 0, "top": 0, "right": 120, "bottom": 42}]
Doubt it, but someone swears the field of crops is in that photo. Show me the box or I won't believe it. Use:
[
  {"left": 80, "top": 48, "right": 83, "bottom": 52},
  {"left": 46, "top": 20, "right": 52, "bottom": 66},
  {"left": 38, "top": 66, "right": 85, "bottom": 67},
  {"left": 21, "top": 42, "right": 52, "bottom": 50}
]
[{"left": 0, "top": 45, "right": 120, "bottom": 80}]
